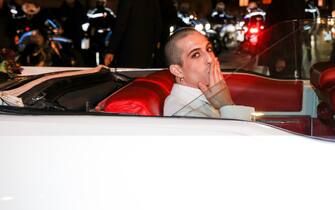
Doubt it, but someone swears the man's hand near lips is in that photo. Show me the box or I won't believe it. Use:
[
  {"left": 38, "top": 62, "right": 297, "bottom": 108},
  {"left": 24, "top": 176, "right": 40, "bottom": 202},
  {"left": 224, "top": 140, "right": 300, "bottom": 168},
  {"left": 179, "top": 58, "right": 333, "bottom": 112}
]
[{"left": 198, "top": 58, "right": 234, "bottom": 109}]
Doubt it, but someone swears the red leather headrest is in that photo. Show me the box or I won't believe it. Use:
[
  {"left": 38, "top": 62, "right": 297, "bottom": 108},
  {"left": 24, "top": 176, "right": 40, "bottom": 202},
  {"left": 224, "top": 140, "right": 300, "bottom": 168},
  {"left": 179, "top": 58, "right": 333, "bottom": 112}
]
[
  {"left": 103, "top": 80, "right": 166, "bottom": 116},
  {"left": 224, "top": 73, "right": 303, "bottom": 112},
  {"left": 310, "top": 62, "right": 335, "bottom": 113},
  {"left": 310, "top": 62, "right": 335, "bottom": 90},
  {"left": 97, "top": 70, "right": 303, "bottom": 115},
  {"left": 96, "top": 70, "right": 174, "bottom": 116},
  {"left": 135, "top": 70, "right": 174, "bottom": 94},
  {"left": 318, "top": 68, "right": 335, "bottom": 90}
]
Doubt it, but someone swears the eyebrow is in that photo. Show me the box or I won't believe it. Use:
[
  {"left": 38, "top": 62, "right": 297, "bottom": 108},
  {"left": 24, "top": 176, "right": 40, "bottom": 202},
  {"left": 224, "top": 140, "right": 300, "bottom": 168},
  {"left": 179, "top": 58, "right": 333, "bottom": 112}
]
[
  {"left": 187, "top": 47, "right": 200, "bottom": 57},
  {"left": 187, "top": 41, "right": 212, "bottom": 57}
]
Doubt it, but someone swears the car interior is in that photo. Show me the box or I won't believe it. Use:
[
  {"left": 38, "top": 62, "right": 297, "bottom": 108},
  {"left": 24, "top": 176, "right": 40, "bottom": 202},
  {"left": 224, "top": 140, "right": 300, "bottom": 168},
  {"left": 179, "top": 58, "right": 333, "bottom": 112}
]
[{"left": 95, "top": 64, "right": 335, "bottom": 139}]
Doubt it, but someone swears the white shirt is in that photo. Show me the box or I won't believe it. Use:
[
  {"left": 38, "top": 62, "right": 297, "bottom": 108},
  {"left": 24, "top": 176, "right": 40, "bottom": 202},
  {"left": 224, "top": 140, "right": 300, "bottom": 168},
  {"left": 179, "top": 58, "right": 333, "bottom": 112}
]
[{"left": 164, "top": 84, "right": 255, "bottom": 121}]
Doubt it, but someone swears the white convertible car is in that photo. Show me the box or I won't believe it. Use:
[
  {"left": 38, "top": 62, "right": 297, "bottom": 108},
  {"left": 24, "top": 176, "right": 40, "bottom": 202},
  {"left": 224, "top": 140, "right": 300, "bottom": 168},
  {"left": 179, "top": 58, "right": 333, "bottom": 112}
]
[{"left": 0, "top": 19, "right": 335, "bottom": 210}]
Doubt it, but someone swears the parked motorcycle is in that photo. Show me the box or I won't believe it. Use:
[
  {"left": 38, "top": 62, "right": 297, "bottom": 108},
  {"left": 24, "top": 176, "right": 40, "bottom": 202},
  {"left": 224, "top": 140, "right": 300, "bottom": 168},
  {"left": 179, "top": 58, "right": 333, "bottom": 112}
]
[
  {"left": 210, "top": 2, "right": 238, "bottom": 50},
  {"left": 9, "top": 1, "right": 82, "bottom": 66},
  {"left": 240, "top": 12, "right": 266, "bottom": 54},
  {"left": 171, "top": 12, "right": 222, "bottom": 55},
  {"left": 211, "top": 19, "right": 239, "bottom": 50},
  {"left": 16, "top": 20, "right": 83, "bottom": 67}
]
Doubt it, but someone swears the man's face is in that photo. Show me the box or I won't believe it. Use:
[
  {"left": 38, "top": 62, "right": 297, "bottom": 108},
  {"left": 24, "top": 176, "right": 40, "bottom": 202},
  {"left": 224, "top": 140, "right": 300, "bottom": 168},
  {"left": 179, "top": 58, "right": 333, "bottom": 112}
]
[
  {"left": 175, "top": 32, "right": 216, "bottom": 88},
  {"left": 96, "top": 0, "right": 106, "bottom": 7},
  {"left": 248, "top": 2, "right": 257, "bottom": 10},
  {"left": 180, "top": 2, "right": 190, "bottom": 13},
  {"left": 22, "top": 2, "right": 40, "bottom": 16},
  {"left": 216, "top": 2, "right": 225, "bottom": 12},
  {"left": 275, "top": 59, "right": 286, "bottom": 72}
]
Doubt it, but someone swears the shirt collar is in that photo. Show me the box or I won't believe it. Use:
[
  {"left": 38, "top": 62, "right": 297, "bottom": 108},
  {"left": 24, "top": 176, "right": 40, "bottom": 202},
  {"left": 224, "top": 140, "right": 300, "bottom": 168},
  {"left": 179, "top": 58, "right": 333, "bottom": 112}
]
[{"left": 170, "top": 84, "right": 208, "bottom": 104}]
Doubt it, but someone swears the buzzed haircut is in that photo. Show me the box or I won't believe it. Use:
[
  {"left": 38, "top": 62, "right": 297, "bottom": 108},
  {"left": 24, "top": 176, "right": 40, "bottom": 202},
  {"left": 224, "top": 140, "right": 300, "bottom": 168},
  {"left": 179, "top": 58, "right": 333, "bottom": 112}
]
[{"left": 164, "top": 27, "right": 199, "bottom": 66}]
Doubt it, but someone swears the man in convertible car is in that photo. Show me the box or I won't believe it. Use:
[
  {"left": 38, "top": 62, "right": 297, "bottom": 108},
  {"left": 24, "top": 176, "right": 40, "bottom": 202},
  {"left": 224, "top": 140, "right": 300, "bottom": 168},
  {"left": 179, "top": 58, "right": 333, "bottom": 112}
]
[{"left": 163, "top": 28, "right": 254, "bottom": 120}]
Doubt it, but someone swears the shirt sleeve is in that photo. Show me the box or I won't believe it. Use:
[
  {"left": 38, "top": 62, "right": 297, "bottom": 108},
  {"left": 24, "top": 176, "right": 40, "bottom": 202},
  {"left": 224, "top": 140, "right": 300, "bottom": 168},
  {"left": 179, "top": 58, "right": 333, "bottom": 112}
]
[{"left": 219, "top": 105, "right": 255, "bottom": 121}]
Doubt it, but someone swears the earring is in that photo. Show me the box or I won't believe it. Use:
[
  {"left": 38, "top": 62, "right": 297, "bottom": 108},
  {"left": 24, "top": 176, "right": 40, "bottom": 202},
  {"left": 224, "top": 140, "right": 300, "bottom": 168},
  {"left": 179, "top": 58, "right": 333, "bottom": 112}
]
[{"left": 180, "top": 77, "right": 184, "bottom": 83}]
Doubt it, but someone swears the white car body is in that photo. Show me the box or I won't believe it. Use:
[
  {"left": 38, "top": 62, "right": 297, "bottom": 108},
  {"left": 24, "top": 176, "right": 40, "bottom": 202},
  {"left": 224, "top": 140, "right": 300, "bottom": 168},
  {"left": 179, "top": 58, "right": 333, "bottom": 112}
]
[
  {"left": 0, "top": 67, "right": 334, "bottom": 210},
  {"left": 1, "top": 121, "right": 335, "bottom": 210}
]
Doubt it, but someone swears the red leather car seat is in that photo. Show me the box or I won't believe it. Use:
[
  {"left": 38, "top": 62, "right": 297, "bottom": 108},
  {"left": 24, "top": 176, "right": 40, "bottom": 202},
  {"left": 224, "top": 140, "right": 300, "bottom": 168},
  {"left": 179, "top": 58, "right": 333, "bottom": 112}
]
[
  {"left": 95, "top": 70, "right": 174, "bottom": 116},
  {"left": 224, "top": 73, "right": 303, "bottom": 112},
  {"left": 310, "top": 62, "right": 335, "bottom": 124},
  {"left": 136, "top": 70, "right": 175, "bottom": 95},
  {"left": 97, "top": 70, "right": 303, "bottom": 116}
]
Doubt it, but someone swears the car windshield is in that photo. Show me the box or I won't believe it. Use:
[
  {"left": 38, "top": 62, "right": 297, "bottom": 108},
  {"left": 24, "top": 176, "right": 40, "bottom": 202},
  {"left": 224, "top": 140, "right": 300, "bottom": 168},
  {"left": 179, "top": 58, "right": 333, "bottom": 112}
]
[
  {"left": 221, "top": 18, "right": 333, "bottom": 79},
  {"left": 173, "top": 18, "right": 335, "bottom": 139}
]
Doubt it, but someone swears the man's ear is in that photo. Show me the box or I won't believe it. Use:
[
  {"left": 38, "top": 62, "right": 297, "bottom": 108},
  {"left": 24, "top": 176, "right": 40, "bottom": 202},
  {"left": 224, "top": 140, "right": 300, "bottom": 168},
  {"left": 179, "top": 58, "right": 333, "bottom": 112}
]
[{"left": 169, "top": 64, "right": 184, "bottom": 78}]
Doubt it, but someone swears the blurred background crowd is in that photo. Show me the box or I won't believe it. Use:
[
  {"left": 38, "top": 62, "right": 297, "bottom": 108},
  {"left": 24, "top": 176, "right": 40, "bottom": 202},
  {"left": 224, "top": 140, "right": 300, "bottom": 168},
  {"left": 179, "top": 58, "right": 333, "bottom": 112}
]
[{"left": 0, "top": 0, "right": 334, "bottom": 71}]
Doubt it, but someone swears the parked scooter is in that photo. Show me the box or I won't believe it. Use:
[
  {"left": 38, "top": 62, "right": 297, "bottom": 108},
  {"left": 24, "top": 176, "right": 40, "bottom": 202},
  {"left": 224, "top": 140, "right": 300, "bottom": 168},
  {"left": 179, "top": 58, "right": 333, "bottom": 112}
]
[{"left": 240, "top": 3, "right": 266, "bottom": 54}]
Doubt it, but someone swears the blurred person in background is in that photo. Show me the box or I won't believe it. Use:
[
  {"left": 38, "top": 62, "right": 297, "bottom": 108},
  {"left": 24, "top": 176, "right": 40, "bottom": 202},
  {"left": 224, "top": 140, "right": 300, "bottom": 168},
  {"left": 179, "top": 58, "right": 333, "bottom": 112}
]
[
  {"left": 104, "top": 0, "right": 161, "bottom": 68},
  {"left": 210, "top": 1, "right": 234, "bottom": 24},
  {"left": 0, "top": 0, "right": 12, "bottom": 48},
  {"left": 176, "top": 0, "right": 194, "bottom": 27},
  {"left": 82, "top": 0, "right": 116, "bottom": 66},
  {"left": 244, "top": 1, "right": 265, "bottom": 22},
  {"left": 304, "top": 0, "right": 320, "bottom": 20},
  {"left": 330, "top": 10, "right": 335, "bottom": 62},
  {"left": 301, "top": 0, "right": 320, "bottom": 77},
  {"left": 155, "top": 0, "right": 178, "bottom": 67},
  {"left": 263, "top": 0, "right": 305, "bottom": 79},
  {"left": 57, "top": 0, "right": 86, "bottom": 50}
]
